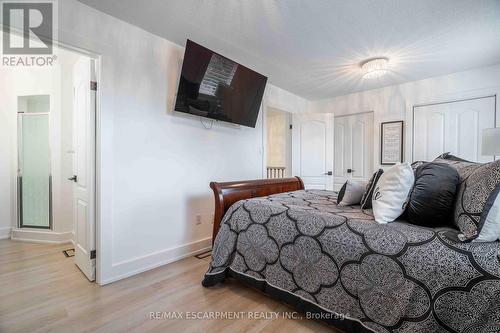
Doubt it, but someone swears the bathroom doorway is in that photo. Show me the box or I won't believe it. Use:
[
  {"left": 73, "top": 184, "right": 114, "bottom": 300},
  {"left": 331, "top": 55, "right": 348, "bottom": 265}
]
[{"left": 1, "top": 44, "right": 99, "bottom": 282}]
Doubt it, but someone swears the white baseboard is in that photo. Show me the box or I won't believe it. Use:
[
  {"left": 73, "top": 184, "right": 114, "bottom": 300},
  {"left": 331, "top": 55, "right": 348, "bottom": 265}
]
[
  {"left": 11, "top": 228, "right": 74, "bottom": 244},
  {"left": 0, "top": 227, "right": 12, "bottom": 240},
  {"left": 101, "top": 237, "right": 212, "bottom": 285}
]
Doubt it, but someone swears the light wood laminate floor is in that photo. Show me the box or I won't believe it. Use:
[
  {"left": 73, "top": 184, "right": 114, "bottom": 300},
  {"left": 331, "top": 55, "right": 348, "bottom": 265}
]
[{"left": 0, "top": 240, "right": 339, "bottom": 332}]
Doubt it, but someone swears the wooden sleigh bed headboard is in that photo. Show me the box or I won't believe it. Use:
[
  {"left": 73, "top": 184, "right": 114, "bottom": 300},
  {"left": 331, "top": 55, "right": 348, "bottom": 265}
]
[{"left": 209, "top": 177, "right": 304, "bottom": 244}]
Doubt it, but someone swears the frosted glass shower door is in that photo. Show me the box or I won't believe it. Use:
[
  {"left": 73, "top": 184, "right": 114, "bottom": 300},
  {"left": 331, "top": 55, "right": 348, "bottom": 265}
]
[{"left": 18, "top": 113, "right": 51, "bottom": 228}]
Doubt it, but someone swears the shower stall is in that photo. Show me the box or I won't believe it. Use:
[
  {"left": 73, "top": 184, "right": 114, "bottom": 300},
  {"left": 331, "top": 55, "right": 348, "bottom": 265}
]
[{"left": 17, "top": 95, "right": 52, "bottom": 229}]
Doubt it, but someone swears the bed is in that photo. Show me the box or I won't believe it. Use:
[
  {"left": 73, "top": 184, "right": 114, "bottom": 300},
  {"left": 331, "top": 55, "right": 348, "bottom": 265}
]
[{"left": 202, "top": 178, "right": 500, "bottom": 333}]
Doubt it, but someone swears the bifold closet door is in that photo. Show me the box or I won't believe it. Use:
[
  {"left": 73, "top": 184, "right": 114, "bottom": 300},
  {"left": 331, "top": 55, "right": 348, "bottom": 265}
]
[{"left": 413, "top": 96, "right": 496, "bottom": 163}]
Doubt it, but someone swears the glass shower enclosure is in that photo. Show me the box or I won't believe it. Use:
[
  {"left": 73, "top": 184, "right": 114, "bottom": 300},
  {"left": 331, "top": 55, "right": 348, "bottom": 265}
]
[{"left": 17, "top": 95, "right": 52, "bottom": 229}]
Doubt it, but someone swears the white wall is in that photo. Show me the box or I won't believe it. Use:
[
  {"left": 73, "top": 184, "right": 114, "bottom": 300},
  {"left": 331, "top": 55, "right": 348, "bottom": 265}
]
[
  {"left": 310, "top": 63, "right": 500, "bottom": 170},
  {"left": 0, "top": 80, "right": 14, "bottom": 239},
  {"left": 265, "top": 84, "right": 309, "bottom": 114},
  {"left": 49, "top": 0, "right": 309, "bottom": 284}
]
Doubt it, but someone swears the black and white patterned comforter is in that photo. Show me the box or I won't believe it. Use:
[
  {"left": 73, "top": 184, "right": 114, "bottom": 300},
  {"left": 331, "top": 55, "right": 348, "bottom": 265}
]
[{"left": 202, "top": 190, "right": 500, "bottom": 333}]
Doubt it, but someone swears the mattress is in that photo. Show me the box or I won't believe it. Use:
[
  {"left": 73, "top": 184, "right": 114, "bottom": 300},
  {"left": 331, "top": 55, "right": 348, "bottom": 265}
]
[{"left": 202, "top": 190, "right": 500, "bottom": 332}]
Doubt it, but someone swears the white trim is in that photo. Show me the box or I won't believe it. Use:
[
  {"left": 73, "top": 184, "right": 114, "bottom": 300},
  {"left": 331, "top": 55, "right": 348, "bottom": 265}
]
[
  {"left": 11, "top": 228, "right": 73, "bottom": 244},
  {"left": 0, "top": 228, "right": 12, "bottom": 240},
  {"left": 101, "top": 237, "right": 212, "bottom": 285},
  {"left": 334, "top": 110, "right": 374, "bottom": 119},
  {"left": 262, "top": 101, "right": 267, "bottom": 179},
  {"left": 93, "top": 54, "right": 103, "bottom": 285}
]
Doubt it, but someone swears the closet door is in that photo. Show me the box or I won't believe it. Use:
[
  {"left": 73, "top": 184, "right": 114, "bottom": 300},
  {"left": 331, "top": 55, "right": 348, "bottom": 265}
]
[
  {"left": 292, "top": 113, "right": 334, "bottom": 190},
  {"left": 334, "top": 112, "right": 374, "bottom": 190},
  {"left": 413, "top": 96, "right": 496, "bottom": 162}
]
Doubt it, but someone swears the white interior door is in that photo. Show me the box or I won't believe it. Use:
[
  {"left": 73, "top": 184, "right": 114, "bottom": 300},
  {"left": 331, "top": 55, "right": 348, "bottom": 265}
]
[
  {"left": 413, "top": 96, "right": 496, "bottom": 163},
  {"left": 334, "top": 112, "right": 374, "bottom": 190},
  {"left": 292, "top": 113, "right": 334, "bottom": 190},
  {"left": 72, "top": 57, "right": 96, "bottom": 281}
]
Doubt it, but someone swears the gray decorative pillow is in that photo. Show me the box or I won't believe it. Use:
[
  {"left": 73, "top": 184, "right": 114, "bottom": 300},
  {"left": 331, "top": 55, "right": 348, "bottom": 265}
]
[
  {"left": 433, "top": 154, "right": 480, "bottom": 181},
  {"left": 337, "top": 180, "right": 367, "bottom": 206},
  {"left": 434, "top": 154, "right": 500, "bottom": 241},
  {"left": 437, "top": 152, "right": 472, "bottom": 162}
]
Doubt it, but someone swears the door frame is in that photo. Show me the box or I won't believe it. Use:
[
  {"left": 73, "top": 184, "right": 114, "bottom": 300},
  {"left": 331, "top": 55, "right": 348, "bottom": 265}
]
[
  {"left": 263, "top": 106, "right": 293, "bottom": 178},
  {"left": 10, "top": 38, "right": 102, "bottom": 284}
]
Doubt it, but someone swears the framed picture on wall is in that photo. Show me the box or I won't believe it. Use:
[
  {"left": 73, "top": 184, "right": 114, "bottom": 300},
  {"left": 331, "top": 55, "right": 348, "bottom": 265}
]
[{"left": 380, "top": 121, "right": 404, "bottom": 165}]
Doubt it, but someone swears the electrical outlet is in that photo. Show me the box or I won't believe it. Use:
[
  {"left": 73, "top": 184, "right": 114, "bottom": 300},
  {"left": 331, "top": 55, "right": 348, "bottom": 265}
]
[{"left": 196, "top": 214, "right": 202, "bottom": 225}]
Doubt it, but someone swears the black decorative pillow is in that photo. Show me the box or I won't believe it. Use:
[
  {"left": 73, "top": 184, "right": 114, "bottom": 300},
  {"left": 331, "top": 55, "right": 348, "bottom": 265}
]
[
  {"left": 434, "top": 155, "right": 500, "bottom": 241},
  {"left": 337, "top": 182, "right": 347, "bottom": 204},
  {"left": 406, "top": 163, "right": 459, "bottom": 227},
  {"left": 360, "top": 169, "right": 384, "bottom": 209}
]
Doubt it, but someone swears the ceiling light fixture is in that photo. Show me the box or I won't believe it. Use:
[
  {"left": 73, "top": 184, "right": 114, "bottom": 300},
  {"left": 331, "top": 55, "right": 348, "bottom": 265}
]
[{"left": 361, "top": 57, "right": 389, "bottom": 79}]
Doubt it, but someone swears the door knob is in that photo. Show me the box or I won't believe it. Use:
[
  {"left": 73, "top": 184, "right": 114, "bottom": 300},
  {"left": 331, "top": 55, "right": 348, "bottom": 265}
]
[
  {"left": 68, "top": 175, "right": 77, "bottom": 182},
  {"left": 323, "top": 171, "right": 333, "bottom": 175},
  {"left": 347, "top": 169, "right": 355, "bottom": 173}
]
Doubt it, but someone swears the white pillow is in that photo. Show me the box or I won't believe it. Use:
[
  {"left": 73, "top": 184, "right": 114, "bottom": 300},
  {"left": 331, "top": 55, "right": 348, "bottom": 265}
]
[
  {"left": 473, "top": 185, "right": 500, "bottom": 242},
  {"left": 338, "top": 180, "right": 367, "bottom": 206},
  {"left": 372, "top": 163, "right": 415, "bottom": 223}
]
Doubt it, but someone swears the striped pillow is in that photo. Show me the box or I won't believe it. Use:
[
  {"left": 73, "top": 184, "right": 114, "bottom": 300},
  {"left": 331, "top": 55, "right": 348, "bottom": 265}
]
[
  {"left": 434, "top": 154, "right": 500, "bottom": 241},
  {"left": 360, "top": 169, "right": 384, "bottom": 210}
]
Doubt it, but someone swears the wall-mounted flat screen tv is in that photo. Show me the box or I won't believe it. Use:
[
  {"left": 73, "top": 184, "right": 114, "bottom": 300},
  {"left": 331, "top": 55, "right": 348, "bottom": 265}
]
[{"left": 174, "top": 40, "right": 267, "bottom": 128}]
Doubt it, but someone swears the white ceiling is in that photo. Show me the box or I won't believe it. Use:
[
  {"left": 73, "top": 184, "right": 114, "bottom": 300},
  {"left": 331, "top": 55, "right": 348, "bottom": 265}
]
[{"left": 78, "top": 0, "right": 500, "bottom": 100}]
